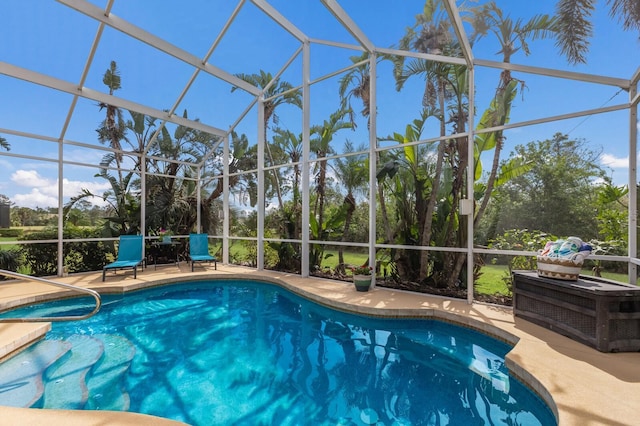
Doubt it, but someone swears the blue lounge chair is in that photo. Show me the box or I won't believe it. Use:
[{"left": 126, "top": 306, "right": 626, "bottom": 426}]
[
  {"left": 102, "top": 235, "right": 144, "bottom": 281},
  {"left": 189, "top": 233, "right": 217, "bottom": 271}
]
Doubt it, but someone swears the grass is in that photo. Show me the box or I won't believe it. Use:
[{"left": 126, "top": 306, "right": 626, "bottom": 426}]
[
  {"left": 475, "top": 263, "right": 639, "bottom": 295},
  {"left": 475, "top": 265, "right": 511, "bottom": 295},
  {"left": 0, "top": 238, "right": 20, "bottom": 251},
  {"left": 319, "top": 250, "right": 368, "bottom": 271}
]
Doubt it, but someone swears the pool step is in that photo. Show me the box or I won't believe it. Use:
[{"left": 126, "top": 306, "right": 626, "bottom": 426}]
[
  {"left": 85, "top": 334, "right": 136, "bottom": 411},
  {"left": 0, "top": 339, "right": 72, "bottom": 407},
  {"left": 43, "top": 335, "right": 105, "bottom": 409}
]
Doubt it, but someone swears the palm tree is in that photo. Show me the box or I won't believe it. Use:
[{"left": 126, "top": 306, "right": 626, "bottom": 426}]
[
  {"left": 393, "top": 1, "right": 461, "bottom": 282},
  {"left": 203, "top": 131, "right": 256, "bottom": 203},
  {"left": 468, "top": 2, "right": 559, "bottom": 91},
  {"left": 441, "top": 1, "right": 559, "bottom": 288},
  {"left": 0, "top": 135, "right": 9, "bottom": 151},
  {"left": 96, "top": 61, "right": 127, "bottom": 180},
  {"left": 378, "top": 110, "right": 442, "bottom": 281},
  {"left": 64, "top": 168, "right": 140, "bottom": 236},
  {"left": 338, "top": 52, "right": 371, "bottom": 128},
  {"left": 310, "top": 108, "right": 353, "bottom": 239},
  {"left": 332, "top": 141, "right": 369, "bottom": 273},
  {"left": 271, "top": 128, "right": 304, "bottom": 237},
  {"left": 232, "top": 71, "right": 302, "bottom": 210},
  {"left": 337, "top": 52, "right": 398, "bottom": 256},
  {"left": 390, "top": 1, "right": 560, "bottom": 288},
  {"left": 554, "top": 0, "right": 640, "bottom": 64}
]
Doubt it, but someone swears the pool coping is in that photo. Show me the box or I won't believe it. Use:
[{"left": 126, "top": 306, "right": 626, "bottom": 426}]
[{"left": 0, "top": 264, "right": 639, "bottom": 426}]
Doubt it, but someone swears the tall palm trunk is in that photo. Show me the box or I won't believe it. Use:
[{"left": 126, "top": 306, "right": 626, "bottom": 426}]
[
  {"left": 377, "top": 151, "right": 394, "bottom": 244},
  {"left": 263, "top": 106, "right": 284, "bottom": 210},
  {"left": 418, "top": 79, "right": 447, "bottom": 279},
  {"left": 315, "top": 157, "right": 328, "bottom": 237},
  {"left": 337, "top": 193, "right": 356, "bottom": 273}
]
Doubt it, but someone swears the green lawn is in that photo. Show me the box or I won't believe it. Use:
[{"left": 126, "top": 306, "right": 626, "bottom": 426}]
[
  {"left": 475, "top": 264, "right": 511, "bottom": 295},
  {"left": 0, "top": 237, "right": 20, "bottom": 250},
  {"left": 475, "top": 264, "right": 638, "bottom": 295},
  {"left": 318, "top": 249, "right": 368, "bottom": 270}
]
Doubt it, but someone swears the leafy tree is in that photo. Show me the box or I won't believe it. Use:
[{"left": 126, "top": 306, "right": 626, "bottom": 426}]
[
  {"left": 594, "top": 180, "right": 628, "bottom": 242},
  {"left": 492, "top": 133, "right": 606, "bottom": 238},
  {"left": 11, "top": 206, "right": 37, "bottom": 226}
]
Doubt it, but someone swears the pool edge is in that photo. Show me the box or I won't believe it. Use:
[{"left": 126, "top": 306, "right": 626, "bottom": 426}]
[{"left": 1, "top": 267, "right": 639, "bottom": 425}]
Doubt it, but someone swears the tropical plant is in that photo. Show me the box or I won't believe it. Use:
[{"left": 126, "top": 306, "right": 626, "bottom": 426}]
[
  {"left": 381, "top": 0, "right": 561, "bottom": 290},
  {"left": 310, "top": 108, "right": 353, "bottom": 240},
  {"left": 332, "top": 141, "right": 369, "bottom": 273},
  {"left": 0, "top": 248, "right": 21, "bottom": 279},
  {"left": 271, "top": 127, "right": 304, "bottom": 237},
  {"left": 0, "top": 135, "right": 9, "bottom": 151},
  {"left": 338, "top": 52, "right": 372, "bottom": 128},
  {"left": 68, "top": 61, "right": 141, "bottom": 236},
  {"left": 97, "top": 60, "right": 127, "bottom": 181},
  {"left": 232, "top": 70, "right": 302, "bottom": 210},
  {"left": 554, "top": 0, "right": 640, "bottom": 64}
]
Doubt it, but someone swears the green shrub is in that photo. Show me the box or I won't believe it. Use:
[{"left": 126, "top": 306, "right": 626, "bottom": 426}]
[
  {"left": 587, "top": 238, "right": 627, "bottom": 274},
  {"left": 488, "top": 229, "right": 557, "bottom": 293},
  {"left": 0, "top": 228, "right": 23, "bottom": 237},
  {"left": 19, "top": 227, "right": 113, "bottom": 276},
  {"left": 0, "top": 248, "right": 22, "bottom": 280}
]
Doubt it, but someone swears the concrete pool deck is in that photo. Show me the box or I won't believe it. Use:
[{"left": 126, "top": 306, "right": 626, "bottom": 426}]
[{"left": 0, "top": 263, "right": 638, "bottom": 425}]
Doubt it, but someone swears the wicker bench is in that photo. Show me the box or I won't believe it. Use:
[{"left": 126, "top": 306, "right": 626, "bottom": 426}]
[{"left": 512, "top": 271, "right": 640, "bottom": 352}]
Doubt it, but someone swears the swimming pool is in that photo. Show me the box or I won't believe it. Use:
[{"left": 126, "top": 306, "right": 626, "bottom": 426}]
[{"left": 0, "top": 280, "right": 556, "bottom": 425}]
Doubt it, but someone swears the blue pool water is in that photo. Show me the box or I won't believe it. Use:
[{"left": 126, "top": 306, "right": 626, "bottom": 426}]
[{"left": 0, "top": 280, "right": 556, "bottom": 425}]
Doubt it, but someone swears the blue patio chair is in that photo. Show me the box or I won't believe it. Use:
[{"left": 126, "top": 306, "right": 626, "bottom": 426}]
[
  {"left": 102, "top": 235, "right": 145, "bottom": 281},
  {"left": 189, "top": 233, "right": 217, "bottom": 271}
]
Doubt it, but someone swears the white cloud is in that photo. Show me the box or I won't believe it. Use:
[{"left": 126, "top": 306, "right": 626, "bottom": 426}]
[
  {"left": 11, "top": 169, "right": 52, "bottom": 188},
  {"left": 13, "top": 188, "right": 58, "bottom": 209},
  {"left": 9, "top": 169, "right": 111, "bottom": 208},
  {"left": 600, "top": 153, "right": 629, "bottom": 169}
]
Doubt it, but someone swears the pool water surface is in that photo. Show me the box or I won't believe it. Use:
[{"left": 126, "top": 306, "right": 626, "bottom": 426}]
[{"left": 0, "top": 280, "right": 556, "bottom": 425}]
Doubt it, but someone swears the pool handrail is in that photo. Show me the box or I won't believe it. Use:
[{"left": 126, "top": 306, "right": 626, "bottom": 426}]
[{"left": 0, "top": 269, "right": 101, "bottom": 322}]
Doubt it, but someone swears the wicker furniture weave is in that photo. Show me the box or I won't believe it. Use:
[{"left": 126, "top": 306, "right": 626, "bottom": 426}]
[
  {"left": 513, "top": 271, "right": 640, "bottom": 352},
  {"left": 536, "top": 256, "right": 583, "bottom": 280}
]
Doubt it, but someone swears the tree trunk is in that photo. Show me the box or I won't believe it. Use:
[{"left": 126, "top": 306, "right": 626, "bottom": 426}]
[
  {"left": 418, "top": 79, "right": 448, "bottom": 279},
  {"left": 338, "top": 193, "right": 356, "bottom": 274}
]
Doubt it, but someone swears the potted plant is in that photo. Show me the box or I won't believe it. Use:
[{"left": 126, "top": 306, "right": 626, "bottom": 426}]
[
  {"left": 158, "top": 228, "right": 172, "bottom": 243},
  {"left": 351, "top": 264, "right": 373, "bottom": 292}
]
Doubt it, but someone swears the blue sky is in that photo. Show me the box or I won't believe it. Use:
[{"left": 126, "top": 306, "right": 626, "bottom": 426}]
[{"left": 0, "top": 0, "right": 638, "bottom": 209}]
